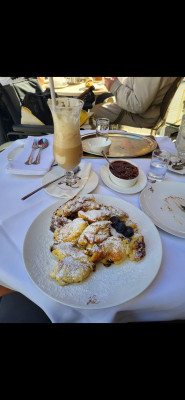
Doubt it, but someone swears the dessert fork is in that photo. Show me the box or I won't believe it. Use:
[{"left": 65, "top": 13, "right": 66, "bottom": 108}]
[{"left": 25, "top": 139, "right": 38, "bottom": 165}]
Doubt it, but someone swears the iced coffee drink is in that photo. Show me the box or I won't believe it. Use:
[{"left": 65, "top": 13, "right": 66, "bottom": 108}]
[
  {"left": 48, "top": 97, "right": 83, "bottom": 171},
  {"left": 53, "top": 114, "right": 83, "bottom": 170}
]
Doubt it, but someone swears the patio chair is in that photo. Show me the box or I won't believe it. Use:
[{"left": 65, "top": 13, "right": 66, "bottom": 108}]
[
  {"left": 149, "top": 77, "right": 183, "bottom": 134},
  {"left": 0, "top": 80, "right": 95, "bottom": 151},
  {"left": 0, "top": 77, "right": 54, "bottom": 146}
]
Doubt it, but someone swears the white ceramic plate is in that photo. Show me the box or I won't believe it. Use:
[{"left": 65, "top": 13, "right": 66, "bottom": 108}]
[
  {"left": 140, "top": 181, "right": 185, "bottom": 238},
  {"left": 67, "top": 82, "right": 83, "bottom": 85},
  {"left": 88, "top": 137, "right": 111, "bottom": 154},
  {"left": 7, "top": 145, "right": 24, "bottom": 161},
  {"left": 54, "top": 84, "right": 68, "bottom": 89},
  {"left": 42, "top": 166, "right": 99, "bottom": 198},
  {"left": 93, "top": 83, "right": 105, "bottom": 90},
  {"left": 168, "top": 155, "right": 185, "bottom": 175},
  {"left": 45, "top": 83, "right": 68, "bottom": 89},
  {"left": 23, "top": 194, "right": 162, "bottom": 309},
  {"left": 79, "top": 83, "right": 105, "bottom": 91},
  {"left": 101, "top": 162, "right": 147, "bottom": 194}
]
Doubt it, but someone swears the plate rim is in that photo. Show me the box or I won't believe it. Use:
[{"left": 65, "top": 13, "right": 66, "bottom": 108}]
[
  {"left": 140, "top": 181, "right": 185, "bottom": 238},
  {"left": 7, "top": 144, "right": 24, "bottom": 161},
  {"left": 23, "top": 194, "right": 162, "bottom": 309}
]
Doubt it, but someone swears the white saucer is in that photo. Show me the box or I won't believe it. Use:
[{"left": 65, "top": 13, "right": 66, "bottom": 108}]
[
  {"left": 101, "top": 163, "right": 147, "bottom": 194},
  {"left": 42, "top": 166, "right": 99, "bottom": 198}
]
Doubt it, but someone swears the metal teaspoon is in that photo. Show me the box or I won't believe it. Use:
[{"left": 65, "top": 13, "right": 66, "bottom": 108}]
[{"left": 32, "top": 138, "right": 49, "bottom": 164}]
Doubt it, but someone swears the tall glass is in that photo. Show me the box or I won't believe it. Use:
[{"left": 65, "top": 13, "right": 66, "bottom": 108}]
[
  {"left": 147, "top": 149, "right": 170, "bottom": 182},
  {"left": 96, "top": 118, "right": 110, "bottom": 139},
  {"left": 48, "top": 97, "right": 84, "bottom": 186}
]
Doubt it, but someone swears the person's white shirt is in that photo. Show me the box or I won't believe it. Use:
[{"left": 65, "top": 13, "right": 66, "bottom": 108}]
[{"left": 118, "top": 77, "right": 128, "bottom": 83}]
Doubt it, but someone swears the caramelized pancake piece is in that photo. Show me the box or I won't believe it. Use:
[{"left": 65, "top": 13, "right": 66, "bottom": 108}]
[
  {"left": 61, "top": 195, "right": 100, "bottom": 217},
  {"left": 50, "top": 256, "right": 93, "bottom": 286},
  {"left": 50, "top": 212, "right": 70, "bottom": 233},
  {"left": 78, "top": 220, "right": 111, "bottom": 246},
  {"left": 104, "top": 205, "right": 129, "bottom": 220},
  {"left": 78, "top": 204, "right": 129, "bottom": 223},
  {"left": 128, "top": 235, "right": 146, "bottom": 262},
  {"left": 78, "top": 207, "right": 112, "bottom": 222},
  {"left": 85, "top": 244, "right": 106, "bottom": 263},
  {"left": 100, "top": 237, "right": 128, "bottom": 265},
  {"left": 54, "top": 218, "right": 88, "bottom": 244},
  {"left": 51, "top": 241, "right": 92, "bottom": 265},
  {"left": 124, "top": 218, "right": 138, "bottom": 232}
]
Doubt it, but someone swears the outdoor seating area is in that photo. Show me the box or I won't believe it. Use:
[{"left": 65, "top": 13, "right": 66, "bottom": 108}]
[{"left": 0, "top": 76, "right": 185, "bottom": 324}]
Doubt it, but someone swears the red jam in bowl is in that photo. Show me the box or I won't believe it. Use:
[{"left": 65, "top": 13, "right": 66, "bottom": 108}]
[{"left": 109, "top": 160, "right": 139, "bottom": 180}]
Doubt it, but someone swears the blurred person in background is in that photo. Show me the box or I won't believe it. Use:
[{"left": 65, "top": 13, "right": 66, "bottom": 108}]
[{"left": 92, "top": 77, "right": 183, "bottom": 129}]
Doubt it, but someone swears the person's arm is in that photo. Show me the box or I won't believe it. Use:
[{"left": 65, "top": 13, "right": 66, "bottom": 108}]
[{"left": 106, "top": 77, "right": 162, "bottom": 114}]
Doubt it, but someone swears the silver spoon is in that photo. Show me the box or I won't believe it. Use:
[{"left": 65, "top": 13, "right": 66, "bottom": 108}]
[
  {"left": 101, "top": 150, "right": 116, "bottom": 170},
  {"left": 101, "top": 150, "right": 118, "bottom": 175},
  {"left": 32, "top": 138, "right": 49, "bottom": 164},
  {"left": 101, "top": 150, "right": 111, "bottom": 165}
]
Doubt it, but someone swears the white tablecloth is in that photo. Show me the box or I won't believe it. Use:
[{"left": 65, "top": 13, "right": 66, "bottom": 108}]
[{"left": 0, "top": 133, "right": 185, "bottom": 323}]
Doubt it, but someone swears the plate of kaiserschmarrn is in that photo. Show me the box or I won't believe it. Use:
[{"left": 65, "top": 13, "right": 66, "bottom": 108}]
[{"left": 23, "top": 194, "right": 162, "bottom": 309}]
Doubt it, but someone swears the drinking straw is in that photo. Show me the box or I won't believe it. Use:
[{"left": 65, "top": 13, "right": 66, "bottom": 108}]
[{"left": 49, "top": 77, "right": 56, "bottom": 108}]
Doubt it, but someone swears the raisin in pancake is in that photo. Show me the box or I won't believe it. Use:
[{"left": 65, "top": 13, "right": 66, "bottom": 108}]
[
  {"left": 50, "top": 211, "right": 70, "bottom": 233},
  {"left": 128, "top": 235, "right": 146, "bottom": 262}
]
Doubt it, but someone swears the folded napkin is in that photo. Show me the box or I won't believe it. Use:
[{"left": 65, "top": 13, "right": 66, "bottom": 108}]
[
  {"left": 45, "top": 162, "right": 92, "bottom": 198},
  {"left": 156, "top": 136, "right": 177, "bottom": 154},
  {"left": 5, "top": 134, "right": 55, "bottom": 175}
]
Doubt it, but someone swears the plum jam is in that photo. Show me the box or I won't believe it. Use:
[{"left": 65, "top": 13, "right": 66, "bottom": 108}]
[{"left": 109, "top": 161, "right": 139, "bottom": 180}]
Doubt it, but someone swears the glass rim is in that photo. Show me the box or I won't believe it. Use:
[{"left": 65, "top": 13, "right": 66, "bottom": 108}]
[
  {"left": 96, "top": 117, "right": 110, "bottom": 122},
  {"left": 48, "top": 97, "right": 84, "bottom": 109},
  {"left": 152, "top": 149, "right": 170, "bottom": 156}
]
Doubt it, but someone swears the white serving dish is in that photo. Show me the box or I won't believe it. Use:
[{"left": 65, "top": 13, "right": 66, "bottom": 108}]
[
  {"left": 109, "top": 159, "right": 139, "bottom": 188},
  {"left": 88, "top": 137, "right": 111, "bottom": 154}
]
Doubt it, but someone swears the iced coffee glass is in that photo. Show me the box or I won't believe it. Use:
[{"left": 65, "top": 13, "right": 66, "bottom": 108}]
[{"left": 48, "top": 97, "right": 84, "bottom": 186}]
